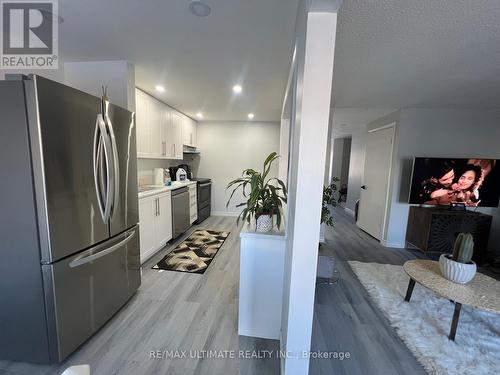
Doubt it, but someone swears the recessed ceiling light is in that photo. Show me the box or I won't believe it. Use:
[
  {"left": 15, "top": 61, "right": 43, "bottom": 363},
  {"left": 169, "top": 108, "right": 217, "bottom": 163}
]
[
  {"left": 247, "top": 113, "right": 254, "bottom": 120},
  {"left": 155, "top": 85, "right": 166, "bottom": 93},
  {"left": 189, "top": 1, "right": 211, "bottom": 17},
  {"left": 196, "top": 112, "right": 203, "bottom": 119},
  {"left": 232, "top": 85, "right": 243, "bottom": 94}
]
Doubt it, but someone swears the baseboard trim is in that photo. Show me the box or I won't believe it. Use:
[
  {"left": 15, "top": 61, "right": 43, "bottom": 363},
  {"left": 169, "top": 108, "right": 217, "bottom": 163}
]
[
  {"left": 380, "top": 239, "right": 406, "bottom": 249},
  {"left": 344, "top": 207, "right": 355, "bottom": 217},
  {"left": 211, "top": 211, "right": 241, "bottom": 217}
]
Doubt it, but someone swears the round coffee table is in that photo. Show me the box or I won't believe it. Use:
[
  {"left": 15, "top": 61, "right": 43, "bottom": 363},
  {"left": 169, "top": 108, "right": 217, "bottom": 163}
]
[{"left": 403, "top": 259, "right": 500, "bottom": 341}]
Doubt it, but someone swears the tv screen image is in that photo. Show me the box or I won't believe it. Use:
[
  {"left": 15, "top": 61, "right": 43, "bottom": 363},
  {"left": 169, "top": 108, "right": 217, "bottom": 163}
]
[{"left": 409, "top": 158, "right": 500, "bottom": 207}]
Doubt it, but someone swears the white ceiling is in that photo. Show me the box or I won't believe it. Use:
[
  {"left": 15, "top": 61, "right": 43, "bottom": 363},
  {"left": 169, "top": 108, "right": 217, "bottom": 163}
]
[
  {"left": 58, "top": 0, "right": 299, "bottom": 122},
  {"left": 332, "top": 0, "right": 500, "bottom": 132},
  {"left": 331, "top": 108, "right": 396, "bottom": 137}
]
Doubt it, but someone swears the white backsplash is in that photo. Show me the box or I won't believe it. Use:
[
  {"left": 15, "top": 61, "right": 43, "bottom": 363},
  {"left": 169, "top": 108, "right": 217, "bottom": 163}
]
[{"left": 137, "top": 154, "right": 200, "bottom": 186}]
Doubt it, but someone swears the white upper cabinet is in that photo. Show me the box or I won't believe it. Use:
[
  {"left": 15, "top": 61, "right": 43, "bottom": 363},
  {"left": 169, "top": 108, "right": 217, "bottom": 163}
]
[
  {"left": 135, "top": 88, "right": 187, "bottom": 160},
  {"left": 149, "top": 98, "right": 163, "bottom": 158},
  {"left": 170, "top": 111, "right": 184, "bottom": 159},
  {"left": 182, "top": 115, "right": 197, "bottom": 148},
  {"left": 160, "top": 107, "right": 171, "bottom": 158},
  {"left": 135, "top": 90, "right": 150, "bottom": 157}
]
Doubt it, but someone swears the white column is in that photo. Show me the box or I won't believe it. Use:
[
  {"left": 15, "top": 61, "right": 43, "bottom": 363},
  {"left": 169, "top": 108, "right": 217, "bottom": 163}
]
[
  {"left": 281, "top": 2, "right": 340, "bottom": 374},
  {"left": 279, "top": 118, "right": 291, "bottom": 184},
  {"left": 64, "top": 60, "right": 135, "bottom": 111}
]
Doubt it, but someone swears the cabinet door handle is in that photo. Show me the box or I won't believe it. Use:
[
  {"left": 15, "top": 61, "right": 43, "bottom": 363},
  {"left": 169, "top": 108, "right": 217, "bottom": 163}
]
[
  {"left": 158, "top": 198, "right": 161, "bottom": 216},
  {"left": 162, "top": 141, "right": 166, "bottom": 156}
]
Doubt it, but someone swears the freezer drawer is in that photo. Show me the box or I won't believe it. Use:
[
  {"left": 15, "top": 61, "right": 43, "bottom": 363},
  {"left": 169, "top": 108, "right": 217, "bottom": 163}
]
[{"left": 42, "top": 226, "right": 141, "bottom": 362}]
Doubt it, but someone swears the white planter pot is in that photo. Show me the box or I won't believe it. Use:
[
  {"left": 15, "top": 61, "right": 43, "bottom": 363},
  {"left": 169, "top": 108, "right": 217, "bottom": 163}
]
[
  {"left": 256, "top": 214, "right": 273, "bottom": 233},
  {"left": 439, "top": 254, "right": 477, "bottom": 284}
]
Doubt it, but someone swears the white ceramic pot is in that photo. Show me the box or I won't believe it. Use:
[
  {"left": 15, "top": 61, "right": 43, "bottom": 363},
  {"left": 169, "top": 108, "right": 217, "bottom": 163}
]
[
  {"left": 256, "top": 214, "right": 273, "bottom": 233},
  {"left": 439, "top": 254, "right": 477, "bottom": 284}
]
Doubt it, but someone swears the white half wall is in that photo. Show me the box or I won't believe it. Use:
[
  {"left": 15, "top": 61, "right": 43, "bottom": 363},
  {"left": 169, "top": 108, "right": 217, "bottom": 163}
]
[
  {"left": 195, "top": 121, "right": 280, "bottom": 215},
  {"left": 384, "top": 108, "right": 500, "bottom": 252}
]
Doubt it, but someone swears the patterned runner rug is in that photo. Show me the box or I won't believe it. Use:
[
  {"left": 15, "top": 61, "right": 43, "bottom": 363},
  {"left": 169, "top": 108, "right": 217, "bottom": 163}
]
[{"left": 153, "top": 229, "right": 230, "bottom": 274}]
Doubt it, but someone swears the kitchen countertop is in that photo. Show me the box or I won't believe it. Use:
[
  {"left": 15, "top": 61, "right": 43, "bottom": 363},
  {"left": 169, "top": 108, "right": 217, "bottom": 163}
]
[{"left": 138, "top": 180, "right": 197, "bottom": 199}]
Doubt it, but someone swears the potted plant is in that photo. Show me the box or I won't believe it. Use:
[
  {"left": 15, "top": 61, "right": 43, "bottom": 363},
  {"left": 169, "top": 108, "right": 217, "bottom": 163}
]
[
  {"left": 319, "top": 178, "right": 339, "bottom": 243},
  {"left": 321, "top": 177, "right": 339, "bottom": 227},
  {"left": 226, "top": 152, "right": 287, "bottom": 232},
  {"left": 439, "top": 233, "right": 477, "bottom": 284}
]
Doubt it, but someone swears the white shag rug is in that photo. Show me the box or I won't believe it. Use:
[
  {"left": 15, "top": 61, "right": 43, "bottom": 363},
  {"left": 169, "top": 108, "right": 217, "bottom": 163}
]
[{"left": 348, "top": 261, "right": 500, "bottom": 375}]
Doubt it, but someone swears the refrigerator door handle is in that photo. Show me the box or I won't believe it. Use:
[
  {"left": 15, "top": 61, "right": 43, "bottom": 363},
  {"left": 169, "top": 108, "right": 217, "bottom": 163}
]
[
  {"left": 103, "top": 100, "right": 120, "bottom": 220},
  {"left": 93, "top": 114, "right": 113, "bottom": 222},
  {"left": 69, "top": 229, "right": 136, "bottom": 268}
]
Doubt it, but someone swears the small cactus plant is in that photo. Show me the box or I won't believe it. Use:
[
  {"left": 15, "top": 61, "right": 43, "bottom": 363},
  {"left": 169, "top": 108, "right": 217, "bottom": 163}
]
[{"left": 452, "top": 233, "right": 474, "bottom": 264}]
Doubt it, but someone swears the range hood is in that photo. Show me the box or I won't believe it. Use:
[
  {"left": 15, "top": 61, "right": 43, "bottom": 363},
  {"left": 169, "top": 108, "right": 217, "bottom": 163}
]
[{"left": 183, "top": 145, "right": 200, "bottom": 154}]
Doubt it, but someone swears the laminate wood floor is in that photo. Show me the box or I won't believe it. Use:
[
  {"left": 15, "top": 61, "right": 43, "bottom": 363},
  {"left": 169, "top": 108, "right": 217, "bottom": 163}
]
[
  {"left": 0, "top": 216, "right": 280, "bottom": 375},
  {"left": 309, "top": 207, "right": 428, "bottom": 375}
]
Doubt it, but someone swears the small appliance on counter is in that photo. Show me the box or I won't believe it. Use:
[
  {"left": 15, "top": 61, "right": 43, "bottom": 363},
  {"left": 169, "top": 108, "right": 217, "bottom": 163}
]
[
  {"left": 154, "top": 168, "right": 171, "bottom": 186},
  {"left": 176, "top": 167, "right": 187, "bottom": 182},
  {"left": 170, "top": 164, "right": 193, "bottom": 180},
  {"left": 169, "top": 164, "right": 212, "bottom": 223}
]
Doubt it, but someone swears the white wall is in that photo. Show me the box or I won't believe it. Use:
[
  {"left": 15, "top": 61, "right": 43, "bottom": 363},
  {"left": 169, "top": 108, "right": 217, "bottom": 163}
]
[
  {"left": 384, "top": 108, "right": 500, "bottom": 252},
  {"left": 331, "top": 137, "right": 351, "bottom": 189},
  {"left": 331, "top": 138, "right": 344, "bottom": 182},
  {"left": 196, "top": 121, "right": 281, "bottom": 215},
  {"left": 346, "top": 132, "right": 366, "bottom": 212},
  {"left": 64, "top": 61, "right": 135, "bottom": 111},
  {"left": 137, "top": 155, "right": 198, "bottom": 186}
]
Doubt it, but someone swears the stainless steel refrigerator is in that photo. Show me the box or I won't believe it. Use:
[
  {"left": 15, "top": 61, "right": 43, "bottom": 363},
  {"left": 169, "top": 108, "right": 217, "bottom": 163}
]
[{"left": 0, "top": 76, "right": 141, "bottom": 363}]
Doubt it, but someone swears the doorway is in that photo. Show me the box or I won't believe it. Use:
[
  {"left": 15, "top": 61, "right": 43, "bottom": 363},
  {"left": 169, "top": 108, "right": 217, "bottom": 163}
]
[{"left": 356, "top": 125, "right": 395, "bottom": 241}]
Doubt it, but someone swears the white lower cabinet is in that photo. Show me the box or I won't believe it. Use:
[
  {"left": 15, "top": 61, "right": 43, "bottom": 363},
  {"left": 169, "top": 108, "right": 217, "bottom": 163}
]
[
  {"left": 188, "top": 184, "right": 198, "bottom": 224},
  {"left": 139, "top": 191, "right": 172, "bottom": 264}
]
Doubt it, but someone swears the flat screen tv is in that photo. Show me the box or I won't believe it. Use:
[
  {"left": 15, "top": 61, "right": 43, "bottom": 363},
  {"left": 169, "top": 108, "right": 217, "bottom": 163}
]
[{"left": 409, "top": 158, "right": 500, "bottom": 207}]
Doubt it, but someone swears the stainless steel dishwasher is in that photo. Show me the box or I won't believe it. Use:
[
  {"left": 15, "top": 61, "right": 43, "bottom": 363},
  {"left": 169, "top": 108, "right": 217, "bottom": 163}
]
[{"left": 171, "top": 186, "right": 190, "bottom": 238}]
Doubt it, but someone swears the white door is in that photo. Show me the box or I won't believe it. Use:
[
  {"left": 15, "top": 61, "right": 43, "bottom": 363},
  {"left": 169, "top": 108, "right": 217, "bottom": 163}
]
[
  {"left": 155, "top": 193, "right": 172, "bottom": 246},
  {"left": 139, "top": 196, "right": 156, "bottom": 262},
  {"left": 357, "top": 126, "right": 395, "bottom": 241}
]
